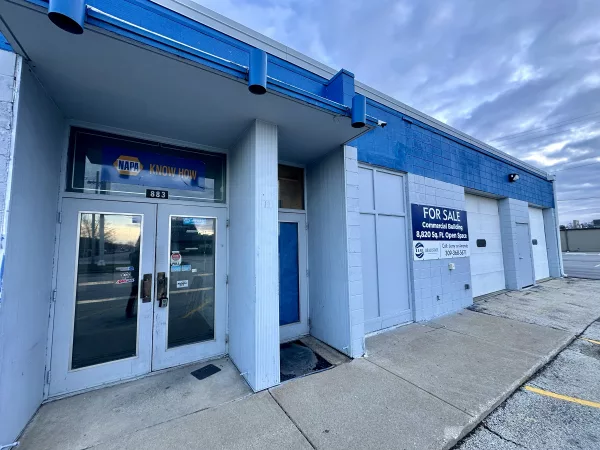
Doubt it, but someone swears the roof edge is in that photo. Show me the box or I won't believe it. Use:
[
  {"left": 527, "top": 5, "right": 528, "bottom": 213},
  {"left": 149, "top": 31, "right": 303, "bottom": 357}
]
[{"left": 150, "top": 0, "right": 550, "bottom": 179}]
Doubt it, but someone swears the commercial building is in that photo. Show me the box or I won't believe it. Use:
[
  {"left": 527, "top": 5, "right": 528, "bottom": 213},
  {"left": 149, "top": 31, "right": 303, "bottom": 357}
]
[{"left": 0, "top": 0, "right": 563, "bottom": 444}]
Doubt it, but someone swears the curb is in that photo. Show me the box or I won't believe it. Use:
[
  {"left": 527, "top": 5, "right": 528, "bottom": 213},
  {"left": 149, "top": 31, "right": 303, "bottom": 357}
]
[{"left": 444, "top": 316, "right": 600, "bottom": 449}]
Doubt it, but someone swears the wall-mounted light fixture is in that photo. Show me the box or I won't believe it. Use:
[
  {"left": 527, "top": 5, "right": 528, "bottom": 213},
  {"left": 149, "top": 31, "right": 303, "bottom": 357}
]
[{"left": 508, "top": 173, "right": 520, "bottom": 182}]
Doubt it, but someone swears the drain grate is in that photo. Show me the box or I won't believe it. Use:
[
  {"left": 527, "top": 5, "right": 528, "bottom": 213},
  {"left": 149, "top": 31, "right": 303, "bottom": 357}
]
[{"left": 191, "top": 364, "right": 221, "bottom": 381}]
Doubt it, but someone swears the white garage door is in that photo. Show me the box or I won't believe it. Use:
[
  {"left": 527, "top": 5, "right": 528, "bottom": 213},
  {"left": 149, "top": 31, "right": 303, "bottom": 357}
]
[
  {"left": 359, "top": 166, "right": 411, "bottom": 333},
  {"left": 466, "top": 194, "right": 506, "bottom": 297},
  {"left": 528, "top": 207, "right": 550, "bottom": 280}
]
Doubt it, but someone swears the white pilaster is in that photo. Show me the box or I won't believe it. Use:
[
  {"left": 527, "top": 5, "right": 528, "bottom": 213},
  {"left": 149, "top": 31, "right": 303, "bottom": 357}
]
[{"left": 228, "top": 120, "right": 279, "bottom": 391}]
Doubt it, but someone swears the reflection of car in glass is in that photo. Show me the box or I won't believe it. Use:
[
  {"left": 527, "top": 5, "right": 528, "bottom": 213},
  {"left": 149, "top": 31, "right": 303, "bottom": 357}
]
[{"left": 125, "top": 238, "right": 141, "bottom": 318}]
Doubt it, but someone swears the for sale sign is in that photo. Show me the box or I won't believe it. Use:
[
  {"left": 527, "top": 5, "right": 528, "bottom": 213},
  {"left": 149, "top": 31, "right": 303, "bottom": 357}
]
[{"left": 411, "top": 204, "right": 470, "bottom": 260}]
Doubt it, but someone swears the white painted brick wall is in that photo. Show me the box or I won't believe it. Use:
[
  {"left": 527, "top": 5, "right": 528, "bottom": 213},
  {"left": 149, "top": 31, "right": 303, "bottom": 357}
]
[
  {"left": 344, "top": 145, "right": 365, "bottom": 357},
  {"left": 407, "top": 174, "right": 473, "bottom": 321}
]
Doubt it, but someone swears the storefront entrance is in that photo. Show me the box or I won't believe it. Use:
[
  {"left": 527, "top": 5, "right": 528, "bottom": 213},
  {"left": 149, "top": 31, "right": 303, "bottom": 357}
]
[{"left": 49, "top": 198, "right": 227, "bottom": 396}]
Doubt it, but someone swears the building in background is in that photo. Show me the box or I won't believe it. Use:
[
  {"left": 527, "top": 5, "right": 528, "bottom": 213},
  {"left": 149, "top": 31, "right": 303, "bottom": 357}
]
[{"left": 0, "top": 0, "right": 563, "bottom": 444}]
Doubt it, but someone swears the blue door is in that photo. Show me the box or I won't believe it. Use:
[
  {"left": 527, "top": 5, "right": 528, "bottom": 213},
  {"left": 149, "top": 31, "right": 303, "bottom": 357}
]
[{"left": 279, "top": 222, "right": 300, "bottom": 326}]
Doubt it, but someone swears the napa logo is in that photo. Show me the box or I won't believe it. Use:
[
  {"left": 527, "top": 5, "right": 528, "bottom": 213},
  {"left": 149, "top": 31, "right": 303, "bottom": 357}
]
[{"left": 113, "top": 155, "right": 143, "bottom": 176}]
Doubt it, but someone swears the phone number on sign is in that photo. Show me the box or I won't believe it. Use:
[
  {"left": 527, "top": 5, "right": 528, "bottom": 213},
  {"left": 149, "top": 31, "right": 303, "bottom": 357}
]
[{"left": 445, "top": 249, "right": 468, "bottom": 257}]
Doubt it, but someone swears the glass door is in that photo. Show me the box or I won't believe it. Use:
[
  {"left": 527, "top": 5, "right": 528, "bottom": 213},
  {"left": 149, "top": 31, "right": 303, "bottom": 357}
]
[
  {"left": 278, "top": 211, "right": 309, "bottom": 342},
  {"left": 49, "top": 198, "right": 157, "bottom": 397},
  {"left": 152, "top": 204, "right": 227, "bottom": 370}
]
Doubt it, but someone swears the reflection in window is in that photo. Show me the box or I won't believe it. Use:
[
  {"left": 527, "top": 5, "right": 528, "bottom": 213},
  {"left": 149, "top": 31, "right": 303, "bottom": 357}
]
[
  {"left": 168, "top": 216, "right": 216, "bottom": 348},
  {"left": 278, "top": 164, "right": 304, "bottom": 210},
  {"left": 67, "top": 128, "right": 226, "bottom": 203},
  {"left": 72, "top": 213, "right": 141, "bottom": 369}
]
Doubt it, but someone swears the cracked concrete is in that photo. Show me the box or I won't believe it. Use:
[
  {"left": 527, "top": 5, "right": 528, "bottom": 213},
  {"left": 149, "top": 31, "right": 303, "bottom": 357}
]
[
  {"left": 16, "top": 278, "right": 600, "bottom": 450},
  {"left": 470, "top": 278, "right": 600, "bottom": 334}
]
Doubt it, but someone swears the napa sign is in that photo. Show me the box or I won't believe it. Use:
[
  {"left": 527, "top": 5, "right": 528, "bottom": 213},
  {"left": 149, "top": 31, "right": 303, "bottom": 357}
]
[
  {"left": 102, "top": 147, "right": 205, "bottom": 191},
  {"left": 411, "top": 204, "right": 470, "bottom": 260}
]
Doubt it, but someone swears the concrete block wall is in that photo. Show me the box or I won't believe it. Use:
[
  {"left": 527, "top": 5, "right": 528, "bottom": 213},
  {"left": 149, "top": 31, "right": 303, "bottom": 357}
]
[
  {"left": 355, "top": 113, "right": 555, "bottom": 209},
  {"left": 407, "top": 174, "right": 473, "bottom": 322},
  {"left": 498, "top": 198, "right": 532, "bottom": 289},
  {"left": 344, "top": 146, "right": 365, "bottom": 358}
]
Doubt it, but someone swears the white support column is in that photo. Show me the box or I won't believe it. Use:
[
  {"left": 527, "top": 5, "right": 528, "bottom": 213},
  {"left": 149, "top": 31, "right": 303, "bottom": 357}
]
[
  {"left": 228, "top": 120, "right": 279, "bottom": 391},
  {"left": 344, "top": 146, "right": 365, "bottom": 358},
  {"left": 306, "top": 146, "right": 364, "bottom": 358},
  {"left": 547, "top": 178, "right": 564, "bottom": 277},
  {"left": 543, "top": 207, "right": 563, "bottom": 278}
]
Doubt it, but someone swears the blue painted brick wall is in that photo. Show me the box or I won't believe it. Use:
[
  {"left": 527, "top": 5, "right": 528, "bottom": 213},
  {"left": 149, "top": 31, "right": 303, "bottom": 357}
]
[{"left": 352, "top": 101, "right": 554, "bottom": 208}]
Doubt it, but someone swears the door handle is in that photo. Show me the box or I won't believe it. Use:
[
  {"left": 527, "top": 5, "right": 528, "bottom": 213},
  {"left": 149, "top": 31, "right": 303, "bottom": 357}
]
[
  {"left": 141, "top": 274, "right": 152, "bottom": 303},
  {"left": 156, "top": 272, "right": 168, "bottom": 307}
]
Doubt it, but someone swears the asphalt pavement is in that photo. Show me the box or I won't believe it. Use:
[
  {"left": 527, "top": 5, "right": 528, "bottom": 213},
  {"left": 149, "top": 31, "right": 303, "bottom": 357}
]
[
  {"left": 455, "top": 319, "right": 600, "bottom": 450},
  {"left": 563, "top": 252, "right": 600, "bottom": 279}
]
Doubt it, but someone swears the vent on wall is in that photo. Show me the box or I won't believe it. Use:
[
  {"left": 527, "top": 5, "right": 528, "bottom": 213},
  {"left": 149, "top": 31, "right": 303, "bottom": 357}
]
[{"left": 476, "top": 239, "right": 486, "bottom": 248}]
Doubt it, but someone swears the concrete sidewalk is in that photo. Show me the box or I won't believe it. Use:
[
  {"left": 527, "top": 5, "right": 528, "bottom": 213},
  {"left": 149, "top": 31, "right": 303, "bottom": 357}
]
[{"left": 18, "top": 278, "right": 600, "bottom": 450}]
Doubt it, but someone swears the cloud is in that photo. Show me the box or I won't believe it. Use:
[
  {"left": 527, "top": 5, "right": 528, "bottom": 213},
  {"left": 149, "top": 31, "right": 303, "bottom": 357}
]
[{"left": 194, "top": 0, "right": 600, "bottom": 224}]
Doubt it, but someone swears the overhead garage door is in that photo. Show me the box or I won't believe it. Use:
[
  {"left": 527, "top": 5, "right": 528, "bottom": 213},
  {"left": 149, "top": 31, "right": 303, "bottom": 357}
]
[
  {"left": 466, "top": 194, "right": 506, "bottom": 297},
  {"left": 528, "top": 207, "right": 550, "bottom": 280},
  {"left": 359, "top": 166, "right": 411, "bottom": 333}
]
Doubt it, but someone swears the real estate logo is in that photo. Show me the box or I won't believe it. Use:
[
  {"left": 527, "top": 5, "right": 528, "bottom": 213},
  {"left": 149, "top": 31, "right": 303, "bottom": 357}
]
[
  {"left": 415, "top": 242, "right": 424, "bottom": 259},
  {"left": 114, "top": 155, "right": 143, "bottom": 176}
]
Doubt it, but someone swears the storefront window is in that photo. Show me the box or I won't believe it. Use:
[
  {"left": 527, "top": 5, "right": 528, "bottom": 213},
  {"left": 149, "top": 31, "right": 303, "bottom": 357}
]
[
  {"left": 278, "top": 164, "right": 304, "bottom": 210},
  {"left": 67, "top": 128, "right": 226, "bottom": 203}
]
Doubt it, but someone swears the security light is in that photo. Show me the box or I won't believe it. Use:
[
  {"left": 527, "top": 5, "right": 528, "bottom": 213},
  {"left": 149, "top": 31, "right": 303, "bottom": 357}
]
[{"left": 508, "top": 173, "right": 520, "bottom": 182}]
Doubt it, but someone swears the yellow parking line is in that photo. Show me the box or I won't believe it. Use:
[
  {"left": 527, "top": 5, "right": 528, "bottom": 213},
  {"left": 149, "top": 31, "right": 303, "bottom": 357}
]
[
  {"left": 524, "top": 386, "right": 600, "bottom": 409},
  {"left": 580, "top": 337, "right": 600, "bottom": 346}
]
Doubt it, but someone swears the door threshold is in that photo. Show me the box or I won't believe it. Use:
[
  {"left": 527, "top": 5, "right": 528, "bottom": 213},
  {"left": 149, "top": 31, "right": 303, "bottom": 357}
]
[
  {"left": 280, "top": 332, "right": 309, "bottom": 344},
  {"left": 44, "top": 352, "right": 227, "bottom": 403}
]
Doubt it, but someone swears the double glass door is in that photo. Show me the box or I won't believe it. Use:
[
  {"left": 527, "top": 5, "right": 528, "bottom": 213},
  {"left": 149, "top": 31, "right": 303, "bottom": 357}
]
[{"left": 49, "top": 198, "right": 226, "bottom": 396}]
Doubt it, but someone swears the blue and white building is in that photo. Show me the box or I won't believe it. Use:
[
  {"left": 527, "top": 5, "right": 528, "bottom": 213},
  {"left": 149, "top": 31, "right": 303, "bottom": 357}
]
[{"left": 0, "top": 0, "right": 563, "bottom": 443}]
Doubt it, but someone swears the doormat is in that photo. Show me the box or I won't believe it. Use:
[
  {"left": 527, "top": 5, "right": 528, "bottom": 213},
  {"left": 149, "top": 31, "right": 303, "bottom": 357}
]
[
  {"left": 280, "top": 340, "right": 333, "bottom": 382},
  {"left": 191, "top": 363, "right": 221, "bottom": 381}
]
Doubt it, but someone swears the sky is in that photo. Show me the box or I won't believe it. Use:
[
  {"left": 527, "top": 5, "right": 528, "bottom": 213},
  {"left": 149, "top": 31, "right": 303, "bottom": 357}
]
[{"left": 194, "top": 0, "right": 600, "bottom": 225}]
